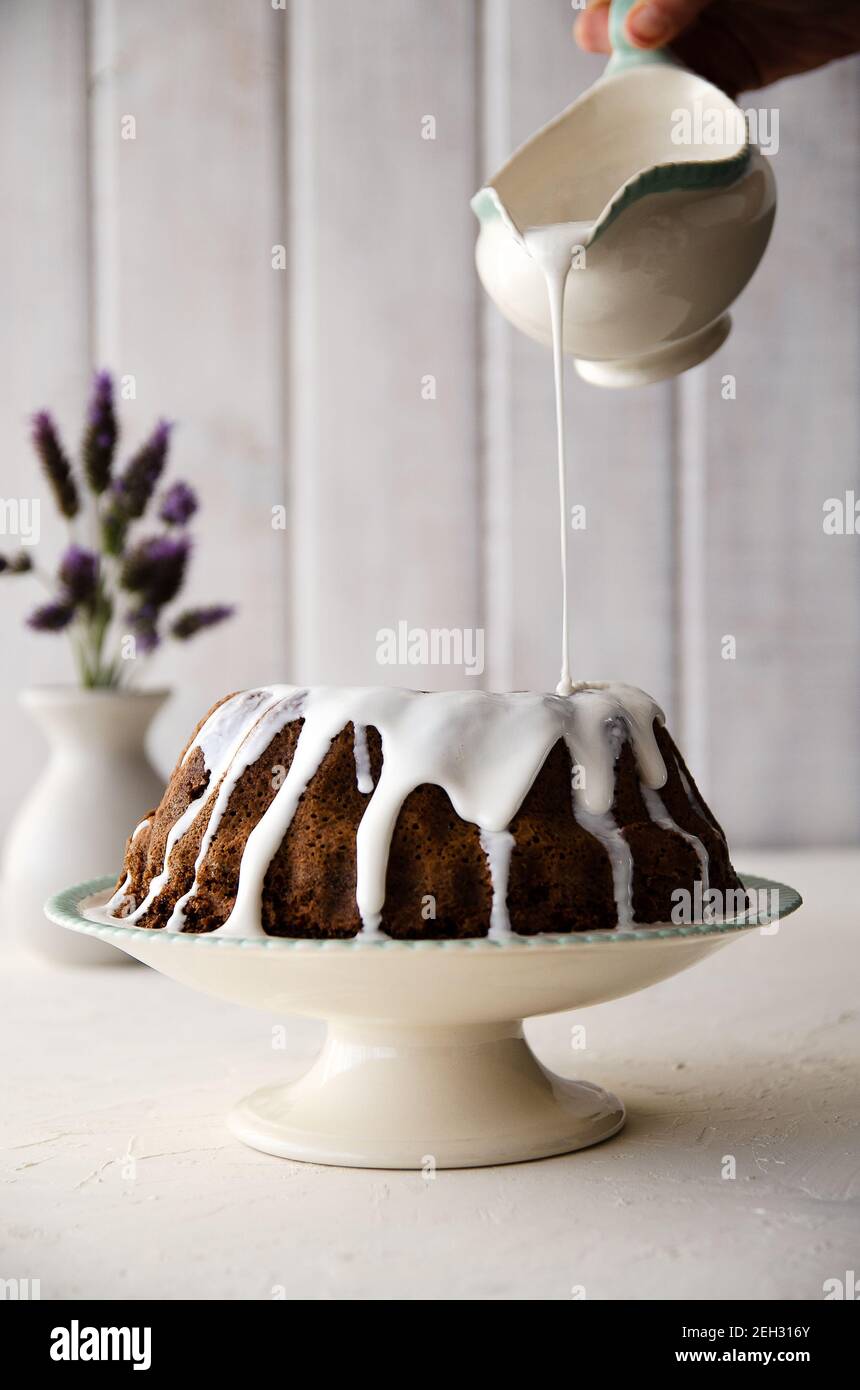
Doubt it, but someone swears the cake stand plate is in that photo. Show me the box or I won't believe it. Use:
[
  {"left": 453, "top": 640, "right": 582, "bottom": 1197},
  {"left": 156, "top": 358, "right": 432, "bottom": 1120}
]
[{"left": 46, "top": 875, "right": 801, "bottom": 1170}]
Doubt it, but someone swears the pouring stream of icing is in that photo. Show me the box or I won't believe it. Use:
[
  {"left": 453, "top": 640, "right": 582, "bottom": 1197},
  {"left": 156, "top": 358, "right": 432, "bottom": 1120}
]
[{"left": 522, "top": 221, "right": 593, "bottom": 696}]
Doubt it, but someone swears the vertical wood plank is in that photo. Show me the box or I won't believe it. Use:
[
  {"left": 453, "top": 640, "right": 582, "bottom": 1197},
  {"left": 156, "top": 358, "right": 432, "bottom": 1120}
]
[
  {"left": 0, "top": 0, "right": 91, "bottom": 843},
  {"left": 89, "top": 0, "right": 288, "bottom": 771},
  {"left": 287, "top": 0, "right": 482, "bottom": 689},
  {"left": 479, "top": 0, "right": 677, "bottom": 709},
  {"left": 688, "top": 63, "right": 860, "bottom": 844}
]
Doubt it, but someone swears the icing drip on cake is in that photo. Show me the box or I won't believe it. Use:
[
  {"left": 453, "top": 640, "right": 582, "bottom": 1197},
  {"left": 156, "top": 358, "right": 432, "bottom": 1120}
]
[
  {"left": 640, "top": 786, "right": 710, "bottom": 893},
  {"left": 106, "top": 688, "right": 292, "bottom": 924},
  {"left": 156, "top": 691, "right": 306, "bottom": 932},
  {"left": 110, "top": 817, "right": 150, "bottom": 910},
  {"left": 572, "top": 806, "right": 635, "bottom": 927},
  {"left": 480, "top": 829, "right": 516, "bottom": 941},
  {"left": 352, "top": 723, "right": 374, "bottom": 794},
  {"left": 105, "top": 682, "right": 713, "bottom": 940}
]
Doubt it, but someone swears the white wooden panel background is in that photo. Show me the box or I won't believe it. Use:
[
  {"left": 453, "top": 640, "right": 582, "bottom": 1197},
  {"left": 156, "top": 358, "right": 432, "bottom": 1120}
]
[{"left": 1, "top": 0, "right": 858, "bottom": 848}]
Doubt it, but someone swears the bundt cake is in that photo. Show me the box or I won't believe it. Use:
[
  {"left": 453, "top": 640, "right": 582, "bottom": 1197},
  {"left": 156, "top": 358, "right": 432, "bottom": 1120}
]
[{"left": 106, "top": 683, "right": 741, "bottom": 939}]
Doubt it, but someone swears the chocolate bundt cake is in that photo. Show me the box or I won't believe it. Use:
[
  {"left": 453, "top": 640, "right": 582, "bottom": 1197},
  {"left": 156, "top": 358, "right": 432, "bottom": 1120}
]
[{"left": 107, "top": 684, "right": 742, "bottom": 939}]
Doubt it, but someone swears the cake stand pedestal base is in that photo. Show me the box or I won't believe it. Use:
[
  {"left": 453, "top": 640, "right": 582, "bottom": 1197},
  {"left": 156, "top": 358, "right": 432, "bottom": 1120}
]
[{"left": 228, "top": 1022, "right": 625, "bottom": 1170}]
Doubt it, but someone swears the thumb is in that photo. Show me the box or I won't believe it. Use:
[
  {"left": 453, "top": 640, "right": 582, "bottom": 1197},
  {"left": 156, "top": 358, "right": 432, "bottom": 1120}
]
[
  {"left": 574, "top": 1, "right": 612, "bottom": 56},
  {"left": 625, "top": 0, "right": 713, "bottom": 50}
]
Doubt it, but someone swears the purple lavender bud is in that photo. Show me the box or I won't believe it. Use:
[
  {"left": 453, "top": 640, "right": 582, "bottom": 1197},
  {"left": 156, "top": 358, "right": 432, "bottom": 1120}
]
[
  {"left": 114, "top": 420, "right": 172, "bottom": 521},
  {"left": 171, "top": 604, "right": 235, "bottom": 640},
  {"left": 58, "top": 544, "right": 99, "bottom": 605},
  {"left": 31, "top": 411, "right": 79, "bottom": 519},
  {"left": 159, "top": 480, "right": 198, "bottom": 527},
  {"left": 27, "top": 600, "right": 74, "bottom": 632},
  {"left": 81, "top": 370, "right": 117, "bottom": 495},
  {"left": 127, "top": 603, "right": 160, "bottom": 653},
  {"left": 120, "top": 534, "right": 189, "bottom": 608}
]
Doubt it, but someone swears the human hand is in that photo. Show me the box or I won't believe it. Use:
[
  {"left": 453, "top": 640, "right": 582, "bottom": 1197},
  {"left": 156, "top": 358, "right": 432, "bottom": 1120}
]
[{"left": 574, "top": 0, "right": 860, "bottom": 96}]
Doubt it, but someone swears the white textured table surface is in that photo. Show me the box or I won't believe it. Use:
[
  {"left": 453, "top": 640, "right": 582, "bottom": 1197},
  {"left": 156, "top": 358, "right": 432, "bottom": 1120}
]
[{"left": 1, "top": 850, "right": 858, "bottom": 1302}]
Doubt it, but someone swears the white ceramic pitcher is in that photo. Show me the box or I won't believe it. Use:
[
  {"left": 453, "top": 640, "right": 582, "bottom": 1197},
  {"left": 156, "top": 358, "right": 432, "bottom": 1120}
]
[{"left": 472, "top": 0, "right": 777, "bottom": 386}]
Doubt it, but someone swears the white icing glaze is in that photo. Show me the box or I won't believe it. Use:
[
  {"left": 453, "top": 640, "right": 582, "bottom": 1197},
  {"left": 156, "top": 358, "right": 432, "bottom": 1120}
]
[
  {"left": 162, "top": 690, "right": 307, "bottom": 932},
  {"left": 109, "top": 682, "right": 680, "bottom": 938},
  {"left": 352, "top": 723, "right": 374, "bottom": 794},
  {"left": 522, "top": 221, "right": 594, "bottom": 697},
  {"left": 106, "top": 688, "right": 289, "bottom": 921},
  {"left": 572, "top": 805, "right": 634, "bottom": 928},
  {"left": 480, "top": 829, "right": 516, "bottom": 941},
  {"left": 109, "top": 819, "right": 151, "bottom": 912},
  {"left": 111, "top": 874, "right": 131, "bottom": 908},
  {"left": 641, "top": 786, "right": 710, "bottom": 893}
]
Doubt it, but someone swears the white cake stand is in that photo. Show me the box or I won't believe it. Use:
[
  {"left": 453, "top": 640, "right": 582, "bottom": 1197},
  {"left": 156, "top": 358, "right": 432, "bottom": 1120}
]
[{"left": 46, "top": 875, "right": 801, "bottom": 1170}]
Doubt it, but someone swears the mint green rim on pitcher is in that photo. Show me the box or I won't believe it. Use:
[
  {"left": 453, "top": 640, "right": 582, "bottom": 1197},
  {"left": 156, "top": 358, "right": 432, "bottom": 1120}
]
[{"left": 606, "top": 0, "right": 679, "bottom": 74}]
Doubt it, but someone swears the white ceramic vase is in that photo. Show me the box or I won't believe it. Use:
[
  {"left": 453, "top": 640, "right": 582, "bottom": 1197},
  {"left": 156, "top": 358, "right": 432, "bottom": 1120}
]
[{"left": 1, "top": 686, "right": 168, "bottom": 965}]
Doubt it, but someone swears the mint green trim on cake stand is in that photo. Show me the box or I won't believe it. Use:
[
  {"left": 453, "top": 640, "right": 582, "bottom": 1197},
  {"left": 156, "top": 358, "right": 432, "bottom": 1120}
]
[
  {"left": 46, "top": 873, "right": 802, "bottom": 951},
  {"left": 606, "top": 0, "right": 679, "bottom": 74}
]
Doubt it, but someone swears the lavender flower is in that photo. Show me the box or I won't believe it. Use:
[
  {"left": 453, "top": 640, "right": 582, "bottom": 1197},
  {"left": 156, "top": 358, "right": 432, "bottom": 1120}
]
[
  {"left": 31, "top": 412, "right": 79, "bottom": 518},
  {"left": 171, "top": 605, "right": 234, "bottom": 640},
  {"left": 0, "top": 553, "right": 33, "bottom": 575},
  {"left": 159, "top": 480, "right": 197, "bottom": 527},
  {"left": 27, "top": 600, "right": 74, "bottom": 632},
  {"left": 113, "top": 421, "right": 172, "bottom": 521},
  {"left": 81, "top": 371, "right": 117, "bottom": 495},
  {"left": 101, "top": 420, "right": 173, "bottom": 555},
  {"left": 13, "top": 373, "right": 236, "bottom": 686},
  {"left": 127, "top": 603, "right": 160, "bottom": 654},
  {"left": 58, "top": 544, "right": 99, "bottom": 606},
  {"left": 121, "top": 535, "right": 189, "bottom": 608}
]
